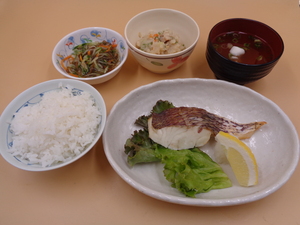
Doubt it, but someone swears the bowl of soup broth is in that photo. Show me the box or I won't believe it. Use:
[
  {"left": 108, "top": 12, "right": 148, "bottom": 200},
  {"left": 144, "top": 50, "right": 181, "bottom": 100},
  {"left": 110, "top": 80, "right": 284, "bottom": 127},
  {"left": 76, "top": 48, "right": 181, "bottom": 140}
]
[{"left": 206, "top": 18, "right": 284, "bottom": 84}]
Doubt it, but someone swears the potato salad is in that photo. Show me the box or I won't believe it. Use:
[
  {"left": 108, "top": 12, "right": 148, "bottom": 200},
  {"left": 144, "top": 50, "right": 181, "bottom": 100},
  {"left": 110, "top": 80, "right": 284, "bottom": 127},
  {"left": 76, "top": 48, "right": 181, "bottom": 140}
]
[{"left": 136, "top": 29, "right": 185, "bottom": 54}]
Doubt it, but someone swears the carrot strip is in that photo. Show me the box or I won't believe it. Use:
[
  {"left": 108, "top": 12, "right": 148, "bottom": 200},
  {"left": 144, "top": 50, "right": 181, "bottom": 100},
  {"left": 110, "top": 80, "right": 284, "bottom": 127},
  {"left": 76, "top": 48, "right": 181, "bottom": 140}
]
[
  {"left": 97, "top": 44, "right": 111, "bottom": 52},
  {"left": 60, "top": 55, "right": 73, "bottom": 71},
  {"left": 68, "top": 73, "right": 80, "bottom": 77},
  {"left": 60, "top": 55, "right": 78, "bottom": 77},
  {"left": 152, "top": 33, "right": 159, "bottom": 42}
]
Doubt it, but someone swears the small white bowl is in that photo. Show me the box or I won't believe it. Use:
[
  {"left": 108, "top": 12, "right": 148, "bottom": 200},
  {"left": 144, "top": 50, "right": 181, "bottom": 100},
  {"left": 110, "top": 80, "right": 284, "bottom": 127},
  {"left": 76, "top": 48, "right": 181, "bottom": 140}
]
[
  {"left": 124, "top": 8, "right": 200, "bottom": 74},
  {"left": 52, "top": 27, "right": 128, "bottom": 85},
  {"left": 0, "top": 79, "right": 106, "bottom": 171}
]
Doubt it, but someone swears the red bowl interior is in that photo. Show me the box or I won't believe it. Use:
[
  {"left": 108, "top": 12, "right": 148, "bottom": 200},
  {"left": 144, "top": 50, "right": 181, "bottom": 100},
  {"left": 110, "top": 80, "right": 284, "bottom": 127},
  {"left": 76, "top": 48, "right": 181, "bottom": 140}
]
[{"left": 208, "top": 18, "right": 284, "bottom": 60}]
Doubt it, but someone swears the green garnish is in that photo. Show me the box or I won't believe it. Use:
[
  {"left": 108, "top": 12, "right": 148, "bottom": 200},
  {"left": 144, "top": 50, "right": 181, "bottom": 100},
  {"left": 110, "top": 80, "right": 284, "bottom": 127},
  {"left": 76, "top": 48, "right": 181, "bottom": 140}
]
[{"left": 124, "top": 100, "right": 232, "bottom": 197}]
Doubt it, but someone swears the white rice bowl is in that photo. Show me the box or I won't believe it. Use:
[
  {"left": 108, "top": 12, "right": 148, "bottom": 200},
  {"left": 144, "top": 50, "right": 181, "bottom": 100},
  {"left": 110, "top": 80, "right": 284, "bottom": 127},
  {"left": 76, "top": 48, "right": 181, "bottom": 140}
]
[{"left": 0, "top": 79, "right": 106, "bottom": 171}]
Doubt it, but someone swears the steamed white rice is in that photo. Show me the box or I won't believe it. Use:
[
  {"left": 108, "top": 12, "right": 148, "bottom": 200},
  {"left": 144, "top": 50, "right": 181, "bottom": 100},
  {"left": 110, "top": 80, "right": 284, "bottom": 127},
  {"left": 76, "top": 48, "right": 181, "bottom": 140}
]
[{"left": 9, "top": 85, "right": 101, "bottom": 167}]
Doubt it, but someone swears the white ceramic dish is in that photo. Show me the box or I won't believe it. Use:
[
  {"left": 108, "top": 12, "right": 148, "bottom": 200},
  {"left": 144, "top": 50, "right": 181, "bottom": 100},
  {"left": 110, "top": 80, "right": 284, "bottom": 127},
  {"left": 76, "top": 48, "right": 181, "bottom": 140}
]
[
  {"left": 103, "top": 78, "right": 299, "bottom": 206},
  {"left": 52, "top": 27, "right": 128, "bottom": 85},
  {"left": 124, "top": 8, "right": 199, "bottom": 74},
  {"left": 0, "top": 79, "right": 106, "bottom": 171}
]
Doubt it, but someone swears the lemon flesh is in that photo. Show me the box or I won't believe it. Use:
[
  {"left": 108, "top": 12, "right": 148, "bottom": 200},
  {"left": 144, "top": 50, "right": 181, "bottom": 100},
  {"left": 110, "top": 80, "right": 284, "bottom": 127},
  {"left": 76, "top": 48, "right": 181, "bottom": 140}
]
[{"left": 215, "top": 131, "right": 258, "bottom": 187}]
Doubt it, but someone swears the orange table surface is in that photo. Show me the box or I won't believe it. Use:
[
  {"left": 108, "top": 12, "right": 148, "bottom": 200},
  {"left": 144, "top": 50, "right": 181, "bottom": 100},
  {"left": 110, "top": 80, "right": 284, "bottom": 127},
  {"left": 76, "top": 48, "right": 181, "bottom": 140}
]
[{"left": 1, "top": 1, "right": 300, "bottom": 224}]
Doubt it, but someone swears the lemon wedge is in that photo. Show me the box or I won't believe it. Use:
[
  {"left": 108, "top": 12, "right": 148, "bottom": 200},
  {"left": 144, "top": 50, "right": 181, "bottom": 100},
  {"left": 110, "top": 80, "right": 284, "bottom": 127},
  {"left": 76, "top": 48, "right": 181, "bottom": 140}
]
[{"left": 215, "top": 131, "right": 258, "bottom": 187}]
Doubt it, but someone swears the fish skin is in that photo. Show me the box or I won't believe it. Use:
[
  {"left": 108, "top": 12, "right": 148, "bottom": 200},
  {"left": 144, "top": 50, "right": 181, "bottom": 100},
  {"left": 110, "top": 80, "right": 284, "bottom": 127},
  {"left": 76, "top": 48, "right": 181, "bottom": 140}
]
[{"left": 150, "top": 107, "right": 267, "bottom": 140}]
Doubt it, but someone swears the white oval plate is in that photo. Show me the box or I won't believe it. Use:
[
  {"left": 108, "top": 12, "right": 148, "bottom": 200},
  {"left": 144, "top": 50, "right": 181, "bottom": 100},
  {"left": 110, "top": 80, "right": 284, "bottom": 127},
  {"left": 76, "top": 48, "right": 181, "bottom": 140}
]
[{"left": 103, "top": 78, "right": 299, "bottom": 206}]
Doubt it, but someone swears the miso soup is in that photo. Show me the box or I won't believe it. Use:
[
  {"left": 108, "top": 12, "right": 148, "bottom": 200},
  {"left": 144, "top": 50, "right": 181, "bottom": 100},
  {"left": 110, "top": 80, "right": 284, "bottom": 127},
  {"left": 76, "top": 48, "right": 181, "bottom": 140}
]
[{"left": 212, "top": 31, "right": 273, "bottom": 64}]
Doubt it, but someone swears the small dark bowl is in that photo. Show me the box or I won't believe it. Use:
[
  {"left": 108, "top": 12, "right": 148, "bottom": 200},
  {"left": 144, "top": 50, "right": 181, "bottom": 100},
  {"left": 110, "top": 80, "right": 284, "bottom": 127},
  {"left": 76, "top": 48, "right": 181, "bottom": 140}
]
[{"left": 206, "top": 18, "right": 284, "bottom": 85}]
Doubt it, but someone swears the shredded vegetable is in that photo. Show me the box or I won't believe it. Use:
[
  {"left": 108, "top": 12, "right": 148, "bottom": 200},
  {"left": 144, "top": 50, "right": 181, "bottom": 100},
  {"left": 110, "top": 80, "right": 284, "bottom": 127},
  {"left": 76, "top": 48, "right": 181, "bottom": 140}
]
[{"left": 61, "top": 41, "right": 119, "bottom": 78}]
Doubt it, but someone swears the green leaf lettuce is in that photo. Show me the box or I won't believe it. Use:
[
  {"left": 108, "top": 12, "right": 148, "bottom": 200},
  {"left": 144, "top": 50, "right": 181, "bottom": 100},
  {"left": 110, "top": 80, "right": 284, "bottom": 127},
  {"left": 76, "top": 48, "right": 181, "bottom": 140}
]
[{"left": 124, "top": 100, "right": 232, "bottom": 197}]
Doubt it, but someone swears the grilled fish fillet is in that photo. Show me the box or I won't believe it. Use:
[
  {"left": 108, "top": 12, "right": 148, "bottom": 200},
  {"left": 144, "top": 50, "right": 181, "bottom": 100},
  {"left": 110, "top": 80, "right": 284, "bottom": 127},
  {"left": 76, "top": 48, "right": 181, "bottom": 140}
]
[{"left": 148, "top": 107, "right": 266, "bottom": 150}]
